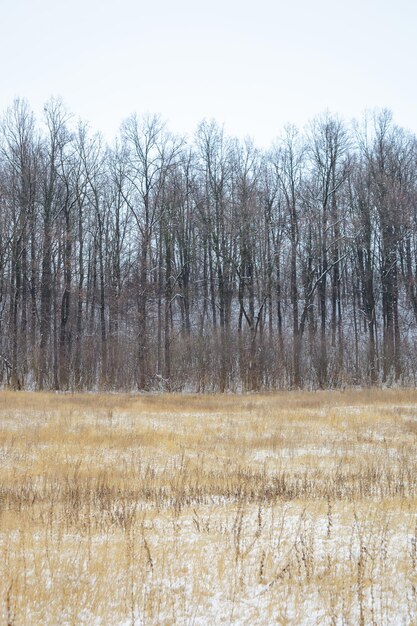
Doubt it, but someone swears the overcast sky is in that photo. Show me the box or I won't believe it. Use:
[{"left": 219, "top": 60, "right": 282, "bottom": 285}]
[{"left": 2, "top": 0, "right": 416, "bottom": 145}]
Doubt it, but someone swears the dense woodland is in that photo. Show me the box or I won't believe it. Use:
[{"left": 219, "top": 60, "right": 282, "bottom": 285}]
[{"left": 1, "top": 98, "right": 417, "bottom": 391}]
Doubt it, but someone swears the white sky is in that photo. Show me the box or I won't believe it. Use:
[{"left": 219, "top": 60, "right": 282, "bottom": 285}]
[{"left": 1, "top": 0, "right": 417, "bottom": 145}]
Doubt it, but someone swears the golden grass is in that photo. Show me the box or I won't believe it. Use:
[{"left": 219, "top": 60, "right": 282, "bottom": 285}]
[{"left": 0, "top": 389, "right": 416, "bottom": 624}]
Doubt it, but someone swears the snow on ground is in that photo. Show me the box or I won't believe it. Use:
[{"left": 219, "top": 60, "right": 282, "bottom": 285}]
[{"left": 0, "top": 392, "right": 416, "bottom": 624}]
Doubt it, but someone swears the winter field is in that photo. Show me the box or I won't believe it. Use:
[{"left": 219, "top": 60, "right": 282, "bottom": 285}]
[{"left": 0, "top": 390, "right": 417, "bottom": 625}]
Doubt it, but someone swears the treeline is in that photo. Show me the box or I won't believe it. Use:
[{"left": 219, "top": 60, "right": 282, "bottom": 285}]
[{"left": 1, "top": 98, "right": 417, "bottom": 391}]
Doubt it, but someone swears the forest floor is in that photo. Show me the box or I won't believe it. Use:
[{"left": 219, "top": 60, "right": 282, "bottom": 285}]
[{"left": 0, "top": 388, "right": 416, "bottom": 625}]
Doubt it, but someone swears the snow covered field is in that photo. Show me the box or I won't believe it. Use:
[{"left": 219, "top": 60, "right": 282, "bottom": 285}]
[{"left": 0, "top": 389, "right": 416, "bottom": 625}]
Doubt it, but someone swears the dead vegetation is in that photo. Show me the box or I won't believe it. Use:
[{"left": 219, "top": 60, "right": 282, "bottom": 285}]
[{"left": 0, "top": 389, "right": 416, "bottom": 624}]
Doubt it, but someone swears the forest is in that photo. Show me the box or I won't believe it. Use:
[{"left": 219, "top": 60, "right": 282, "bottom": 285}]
[{"left": 1, "top": 98, "right": 416, "bottom": 392}]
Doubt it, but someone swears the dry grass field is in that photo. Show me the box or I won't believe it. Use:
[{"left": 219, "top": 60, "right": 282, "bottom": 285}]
[{"left": 0, "top": 389, "right": 417, "bottom": 625}]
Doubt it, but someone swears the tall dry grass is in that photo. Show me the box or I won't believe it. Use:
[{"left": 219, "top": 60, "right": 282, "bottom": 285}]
[{"left": 0, "top": 389, "right": 416, "bottom": 624}]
